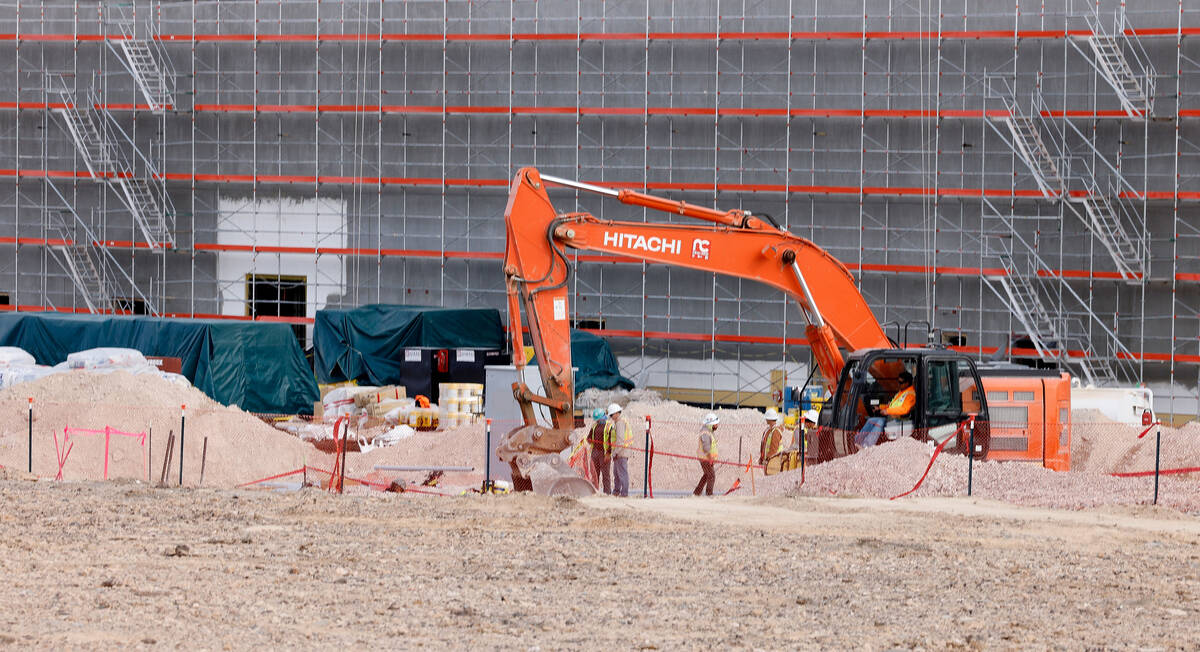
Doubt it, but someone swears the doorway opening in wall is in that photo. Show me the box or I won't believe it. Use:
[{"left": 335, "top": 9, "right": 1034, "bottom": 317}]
[
  {"left": 0, "top": 293, "right": 10, "bottom": 307},
  {"left": 572, "top": 317, "right": 605, "bottom": 331},
  {"left": 246, "top": 274, "right": 307, "bottom": 345},
  {"left": 941, "top": 332, "right": 967, "bottom": 347},
  {"left": 113, "top": 297, "right": 147, "bottom": 315}
]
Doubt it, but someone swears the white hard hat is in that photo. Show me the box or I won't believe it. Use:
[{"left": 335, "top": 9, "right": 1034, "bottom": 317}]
[
  {"left": 702, "top": 412, "right": 720, "bottom": 427},
  {"left": 607, "top": 403, "right": 622, "bottom": 417},
  {"left": 803, "top": 409, "right": 820, "bottom": 423},
  {"left": 764, "top": 408, "right": 780, "bottom": 422}
]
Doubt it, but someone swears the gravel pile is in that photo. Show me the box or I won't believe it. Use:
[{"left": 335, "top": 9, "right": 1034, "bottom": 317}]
[
  {"left": 762, "top": 436, "right": 1200, "bottom": 512},
  {"left": 575, "top": 387, "right": 665, "bottom": 409}
]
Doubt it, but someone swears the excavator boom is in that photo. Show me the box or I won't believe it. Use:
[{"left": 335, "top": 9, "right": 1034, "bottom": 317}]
[{"left": 498, "top": 167, "right": 892, "bottom": 493}]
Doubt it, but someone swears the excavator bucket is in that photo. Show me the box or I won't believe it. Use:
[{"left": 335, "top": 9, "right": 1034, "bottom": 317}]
[
  {"left": 497, "top": 424, "right": 596, "bottom": 497},
  {"left": 522, "top": 453, "right": 595, "bottom": 497}
]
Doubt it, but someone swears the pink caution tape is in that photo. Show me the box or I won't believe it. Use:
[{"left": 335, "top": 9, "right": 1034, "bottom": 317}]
[{"left": 890, "top": 417, "right": 972, "bottom": 500}]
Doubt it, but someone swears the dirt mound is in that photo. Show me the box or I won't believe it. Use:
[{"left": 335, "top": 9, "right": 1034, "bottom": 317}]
[
  {"left": 0, "top": 370, "right": 312, "bottom": 488},
  {"left": 1071, "top": 408, "right": 1198, "bottom": 475}
]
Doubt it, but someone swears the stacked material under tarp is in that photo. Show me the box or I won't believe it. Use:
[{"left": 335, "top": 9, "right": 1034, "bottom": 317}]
[
  {"left": 0, "top": 313, "right": 318, "bottom": 414},
  {"left": 314, "top": 304, "right": 633, "bottom": 395},
  {"left": 313, "top": 304, "right": 506, "bottom": 385}
]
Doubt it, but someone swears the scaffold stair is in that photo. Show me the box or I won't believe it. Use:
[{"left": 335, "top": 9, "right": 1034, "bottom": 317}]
[
  {"left": 49, "top": 76, "right": 174, "bottom": 249},
  {"left": 53, "top": 96, "right": 115, "bottom": 179},
  {"left": 1068, "top": 177, "right": 1144, "bottom": 280},
  {"left": 985, "top": 77, "right": 1065, "bottom": 199},
  {"left": 1000, "top": 114, "right": 1065, "bottom": 198},
  {"left": 115, "top": 39, "right": 173, "bottom": 112},
  {"left": 981, "top": 202, "right": 1129, "bottom": 387},
  {"left": 1070, "top": 339, "right": 1119, "bottom": 387},
  {"left": 46, "top": 212, "right": 110, "bottom": 313},
  {"left": 1087, "top": 35, "right": 1153, "bottom": 117},
  {"left": 995, "top": 264, "right": 1058, "bottom": 358},
  {"left": 993, "top": 270, "right": 1119, "bottom": 387},
  {"left": 114, "top": 177, "right": 172, "bottom": 247},
  {"left": 1068, "top": 4, "right": 1156, "bottom": 118}
]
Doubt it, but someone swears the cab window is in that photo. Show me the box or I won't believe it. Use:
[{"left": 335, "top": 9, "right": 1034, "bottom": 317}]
[
  {"left": 926, "top": 359, "right": 962, "bottom": 416},
  {"left": 862, "top": 356, "right": 917, "bottom": 422}
]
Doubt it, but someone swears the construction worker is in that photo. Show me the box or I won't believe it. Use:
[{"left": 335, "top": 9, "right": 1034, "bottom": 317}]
[
  {"left": 854, "top": 370, "right": 916, "bottom": 449},
  {"left": 603, "top": 403, "right": 633, "bottom": 497},
  {"left": 796, "top": 408, "right": 820, "bottom": 453},
  {"left": 588, "top": 407, "right": 611, "bottom": 494},
  {"left": 693, "top": 412, "right": 719, "bottom": 496},
  {"left": 758, "top": 408, "right": 785, "bottom": 464}
]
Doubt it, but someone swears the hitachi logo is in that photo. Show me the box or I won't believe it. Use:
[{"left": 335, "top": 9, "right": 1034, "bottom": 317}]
[{"left": 603, "top": 231, "right": 681, "bottom": 255}]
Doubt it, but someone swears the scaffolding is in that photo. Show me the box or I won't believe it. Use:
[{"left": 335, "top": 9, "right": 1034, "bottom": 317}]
[{"left": 0, "top": 1, "right": 1196, "bottom": 412}]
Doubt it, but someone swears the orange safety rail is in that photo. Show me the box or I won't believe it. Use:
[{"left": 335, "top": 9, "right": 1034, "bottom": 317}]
[{"left": 8, "top": 27, "right": 1200, "bottom": 43}]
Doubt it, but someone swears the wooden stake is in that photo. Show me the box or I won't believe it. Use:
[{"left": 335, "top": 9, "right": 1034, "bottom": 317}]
[
  {"left": 199, "top": 436, "right": 209, "bottom": 487},
  {"left": 158, "top": 431, "right": 175, "bottom": 487}
]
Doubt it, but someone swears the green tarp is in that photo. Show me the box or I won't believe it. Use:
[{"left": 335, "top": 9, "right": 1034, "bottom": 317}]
[
  {"left": 314, "top": 305, "right": 506, "bottom": 385},
  {"left": 0, "top": 313, "right": 319, "bottom": 414},
  {"left": 312, "top": 304, "right": 633, "bottom": 394},
  {"left": 571, "top": 329, "right": 634, "bottom": 394}
]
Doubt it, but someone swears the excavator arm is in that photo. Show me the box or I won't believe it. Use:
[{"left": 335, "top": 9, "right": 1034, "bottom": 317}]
[{"left": 498, "top": 167, "right": 892, "bottom": 494}]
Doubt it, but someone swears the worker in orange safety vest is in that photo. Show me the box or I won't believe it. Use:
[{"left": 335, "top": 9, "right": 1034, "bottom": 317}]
[
  {"left": 758, "top": 408, "right": 786, "bottom": 464},
  {"left": 693, "top": 412, "right": 720, "bottom": 496},
  {"left": 854, "top": 370, "right": 916, "bottom": 449}
]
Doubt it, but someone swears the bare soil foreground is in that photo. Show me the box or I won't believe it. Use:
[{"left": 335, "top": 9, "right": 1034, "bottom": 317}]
[{"left": 1, "top": 474, "right": 1199, "bottom": 650}]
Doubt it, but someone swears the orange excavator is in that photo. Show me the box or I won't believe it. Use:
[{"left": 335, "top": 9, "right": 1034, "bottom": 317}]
[{"left": 498, "top": 167, "right": 1070, "bottom": 495}]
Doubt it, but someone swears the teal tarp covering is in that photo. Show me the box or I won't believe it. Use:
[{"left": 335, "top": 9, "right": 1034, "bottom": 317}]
[
  {"left": 571, "top": 329, "right": 634, "bottom": 394},
  {"left": 312, "top": 304, "right": 633, "bottom": 394},
  {"left": 0, "top": 313, "right": 319, "bottom": 414},
  {"left": 314, "top": 304, "right": 506, "bottom": 384}
]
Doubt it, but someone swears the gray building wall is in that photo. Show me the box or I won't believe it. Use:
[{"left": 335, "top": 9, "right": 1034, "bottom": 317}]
[{"left": 0, "top": 1, "right": 1196, "bottom": 409}]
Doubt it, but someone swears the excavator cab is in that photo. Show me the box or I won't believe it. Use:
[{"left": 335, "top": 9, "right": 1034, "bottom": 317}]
[{"left": 813, "top": 349, "right": 991, "bottom": 462}]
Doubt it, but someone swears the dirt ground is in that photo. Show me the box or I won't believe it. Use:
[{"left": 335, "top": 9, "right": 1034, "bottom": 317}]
[{"left": 1, "top": 474, "right": 1199, "bottom": 649}]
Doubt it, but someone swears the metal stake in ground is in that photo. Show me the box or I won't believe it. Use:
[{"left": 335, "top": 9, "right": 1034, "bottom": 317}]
[
  {"left": 483, "top": 418, "right": 492, "bottom": 493},
  {"left": 26, "top": 398, "right": 32, "bottom": 474},
  {"left": 1154, "top": 426, "right": 1161, "bottom": 505},
  {"left": 178, "top": 405, "right": 186, "bottom": 486},
  {"left": 643, "top": 416, "right": 651, "bottom": 498},
  {"left": 967, "top": 418, "right": 975, "bottom": 497},
  {"left": 800, "top": 427, "right": 805, "bottom": 485}
]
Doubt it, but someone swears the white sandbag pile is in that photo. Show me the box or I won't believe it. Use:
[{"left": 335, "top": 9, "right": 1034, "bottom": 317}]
[
  {"left": 0, "top": 346, "right": 52, "bottom": 389},
  {"left": 0, "top": 346, "right": 193, "bottom": 390},
  {"left": 0, "top": 347, "right": 35, "bottom": 367},
  {"left": 65, "top": 347, "right": 150, "bottom": 370}
]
